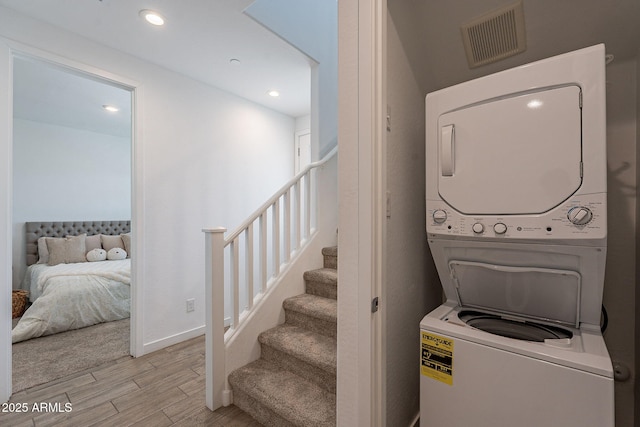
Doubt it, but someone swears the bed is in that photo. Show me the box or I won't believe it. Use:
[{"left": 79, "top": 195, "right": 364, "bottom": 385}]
[{"left": 12, "top": 220, "right": 131, "bottom": 343}]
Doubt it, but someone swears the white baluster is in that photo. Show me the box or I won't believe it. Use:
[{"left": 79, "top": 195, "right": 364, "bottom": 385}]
[
  {"left": 260, "top": 212, "right": 267, "bottom": 293},
  {"left": 283, "top": 188, "right": 291, "bottom": 262},
  {"left": 245, "top": 224, "right": 254, "bottom": 309},
  {"left": 230, "top": 238, "right": 240, "bottom": 328},
  {"left": 305, "top": 171, "right": 311, "bottom": 239},
  {"left": 272, "top": 201, "right": 280, "bottom": 277},
  {"left": 294, "top": 181, "right": 301, "bottom": 250}
]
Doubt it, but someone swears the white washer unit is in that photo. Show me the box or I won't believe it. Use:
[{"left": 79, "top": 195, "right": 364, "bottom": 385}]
[{"left": 421, "top": 44, "right": 614, "bottom": 427}]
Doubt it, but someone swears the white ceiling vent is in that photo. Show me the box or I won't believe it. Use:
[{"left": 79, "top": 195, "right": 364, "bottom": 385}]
[{"left": 461, "top": 1, "right": 527, "bottom": 68}]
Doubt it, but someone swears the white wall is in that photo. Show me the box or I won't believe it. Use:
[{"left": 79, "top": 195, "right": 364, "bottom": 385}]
[
  {"left": 12, "top": 119, "right": 131, "bottom": 287},
  {"left": 0, "top": 39, "right": 12, "bottom": 404},
  {"left": 383, "top": 14, "right": 442, "bottom": 425},
  {"left": 0, "top": 5, "right": 295, "bottom": 359},
  {"left": 635, "top": 50, "right": 640, "bottom": 426},
  {"left": 603, "top": 58, "right": 637, "bottom": 427},
  {"left": 246, "top": 0, "right": 337, "bottom": 159},
  {"left": 295, "top": 114, "right": 310, "bottom": 133}
]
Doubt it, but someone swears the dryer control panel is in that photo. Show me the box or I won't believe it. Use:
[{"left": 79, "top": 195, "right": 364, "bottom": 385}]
[{"left": 427, "top": 193, "right": 606, "bottom": 242}]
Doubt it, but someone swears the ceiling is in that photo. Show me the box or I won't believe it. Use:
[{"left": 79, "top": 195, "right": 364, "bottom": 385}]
[
  {"left": 388, "top": 0, "right": 640, "bottom": 93},
  {"left": 2, "top": 0, "right": 313, "bottom": 136},
  {"left": 4, "top": 0, "right": 640, "bottom": 138},
  {"left": 13, "top": 57, "right": 133, "bottom": 138}
]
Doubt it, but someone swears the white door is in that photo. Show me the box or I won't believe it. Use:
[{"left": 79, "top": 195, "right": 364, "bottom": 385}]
[
  {"left": 295, "top": 129, "right": 311, "bottom": 174},
  {"left": 437, "top": 86, "right": 583, "bottom": 215}
]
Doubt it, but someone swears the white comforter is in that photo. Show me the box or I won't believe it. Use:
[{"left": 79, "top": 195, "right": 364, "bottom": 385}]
[{"left": 12, "top": 259, "right": 130, "bottom": 343}]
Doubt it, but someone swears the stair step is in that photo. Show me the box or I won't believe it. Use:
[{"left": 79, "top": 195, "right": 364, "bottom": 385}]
[
  {"left": 259, "top": 324, "right": 336, "bottom": 393},
  {"left": 322, "top": 246, "right": 338, "bottom": 270},
  {"left": 304, "top": 268, "right": 337, "bottom": 300},
  {"left": 284, "top": 294, "right": 337, "bottom": 338},
  {"left": 230, "top": 358, "right": 336, "bottom": 427}
]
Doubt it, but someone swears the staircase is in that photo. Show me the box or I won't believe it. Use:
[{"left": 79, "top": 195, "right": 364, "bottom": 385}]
[{"left": 229, "top": 246, "right": 338, "bottom": 426}]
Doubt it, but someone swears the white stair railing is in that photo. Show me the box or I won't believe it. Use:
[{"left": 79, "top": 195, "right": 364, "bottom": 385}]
[{"left": 203, "top": 146, "right": 337, "bottom": 410}]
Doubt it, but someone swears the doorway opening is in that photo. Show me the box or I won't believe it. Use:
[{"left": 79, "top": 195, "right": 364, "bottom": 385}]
[{"left": 10, "top": 54, "right": 135, "bottom": 394}]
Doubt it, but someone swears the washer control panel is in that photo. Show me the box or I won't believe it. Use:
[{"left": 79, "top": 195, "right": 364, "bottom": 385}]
[{"left": 427, "top": 193, "right": 606, "bottom": 241}]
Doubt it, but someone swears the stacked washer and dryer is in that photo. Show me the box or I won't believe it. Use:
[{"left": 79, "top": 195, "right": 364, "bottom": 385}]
[{"left": 420, "top": 44, "right": 615, "bottom": 426}]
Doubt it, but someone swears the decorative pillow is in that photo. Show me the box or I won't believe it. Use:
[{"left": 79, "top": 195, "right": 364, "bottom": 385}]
[
  {"left": 120, "top": 232, "right": 131, "bottom": 258},
  {"left": 37, "top": 237, "right": 50, "bottom": 264},
  {"left": 107, "top": 247, "right": 127, "bottom": 260},
  {"left": 47, "top": 235, "right": 87, "bottom": 266},
  {"left": 86, "top": 248, "right": 107, "bottom": 262},
  {"left": 65, "top": 233, "right": 101, "bottom": 253},
  {"left": 85, "top": 234, "right": 102, "bottom": 252},
  {"left": 101, "top": 234, "right": 124, "bottom": 251}
]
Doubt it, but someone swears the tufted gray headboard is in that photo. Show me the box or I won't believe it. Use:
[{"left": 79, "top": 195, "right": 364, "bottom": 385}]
[{"left": 25, "top": 220, "right": 130, "bottom": 266}]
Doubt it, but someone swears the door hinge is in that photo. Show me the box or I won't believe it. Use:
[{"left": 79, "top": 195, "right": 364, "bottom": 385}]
[{"left": 371, "top": 297, "right": 379, "bottom": 313}]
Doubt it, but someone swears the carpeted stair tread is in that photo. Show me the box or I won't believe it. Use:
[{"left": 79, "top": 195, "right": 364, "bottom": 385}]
[
  {"left": 283, "top": 294, "right": 337, "bottom": 324},
  {"left": 229, "top": 359, "right": 336, "bottom": 426},
  {"left": 303, "top": 268, "right": 337, "bottom": 283},
  {"left": 304, "top": 268, "right": 337, "bottom": 299},
  {"left": 322, "top": 246, "right": 338, "bottom": 269},
  {"left": 283, "top": 294, "right": 337, "bottom": 339},
  {"left": 321, "top": 246, "right": 337, "bottom": 257},
  {"left": 259, "top": 324, "right": 336, "bottom": 375}
]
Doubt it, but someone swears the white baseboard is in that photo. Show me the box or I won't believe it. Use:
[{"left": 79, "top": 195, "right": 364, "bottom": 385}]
[
  {"left": 142, "top": 325, "right": 205, "bottom": 355},
  {"left": 222, "top": 389, "right": 233, "bottom": 406},
  {"left": 409, "top": 412, "right": 420, "bottom": 427}
]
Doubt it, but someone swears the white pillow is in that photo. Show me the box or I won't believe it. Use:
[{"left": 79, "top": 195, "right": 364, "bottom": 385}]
[
  {"left": 107, "top": 247, "right": 127, "bottom": 260},
  {"left": 86, "top": 248, "right": 107, "bottom": 262}
]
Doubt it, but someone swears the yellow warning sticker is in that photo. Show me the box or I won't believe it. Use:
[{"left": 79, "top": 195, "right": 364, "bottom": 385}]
[{"left": 421, "top": 331, "right": 453, "bottom": 385}]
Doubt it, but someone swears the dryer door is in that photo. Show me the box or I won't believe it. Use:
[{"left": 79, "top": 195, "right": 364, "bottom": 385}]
[{"left": 438, "top": 85, "right": 582, "bottom": 215}]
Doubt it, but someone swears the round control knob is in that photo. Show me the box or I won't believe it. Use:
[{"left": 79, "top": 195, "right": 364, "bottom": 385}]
[
  {"left": 472, "top": 223, "right": 484, "bottom": 234},
  {"left": 567, "top": 206, "right": 593, "bottom": 225},
  {"left": 493, "top": 223, "right": 507, "bottom": 234},
  {"left": 432, "top": 210, "right": 447, "bottom": 224}
]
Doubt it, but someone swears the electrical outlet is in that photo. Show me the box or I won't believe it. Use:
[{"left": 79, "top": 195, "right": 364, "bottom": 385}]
[{"left": 186, "top": 298, "right": 195, "bottom": 312}]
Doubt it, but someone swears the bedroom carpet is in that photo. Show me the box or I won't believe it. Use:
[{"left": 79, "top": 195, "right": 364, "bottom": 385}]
[{"left": 12, "top": 318, "right": 130, "bottom": 393}]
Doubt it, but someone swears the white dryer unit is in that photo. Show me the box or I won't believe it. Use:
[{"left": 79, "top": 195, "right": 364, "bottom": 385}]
[{"left": 421, "top": 44, "right": 614, "bottom": 427}]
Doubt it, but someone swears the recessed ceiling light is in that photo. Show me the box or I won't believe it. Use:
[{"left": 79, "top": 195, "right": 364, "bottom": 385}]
[
  {"left": 527, "top": 99, "right": 543, "bottom": 109},
  {"left": 103, "top": 105, "right": 119, "bottom": 113},
  {"left": 229, "top": 58, "right": 241, "bottom": 64},
  {"left": 140, "top": 9, "right": 165, "bottom": 26},
  {"left": 268, "top": 90, "right": 280, "bottom": 98}
]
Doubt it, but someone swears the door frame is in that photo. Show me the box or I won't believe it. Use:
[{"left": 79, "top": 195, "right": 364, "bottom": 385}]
[
  {"left": 337, "top": 0, "right": 386, "bottom": 424},
  {"left": 0, "top": 38, "right": 145, "bottom": 402}
]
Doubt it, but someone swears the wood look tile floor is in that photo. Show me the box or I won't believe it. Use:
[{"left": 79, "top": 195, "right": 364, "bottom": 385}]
[{"left": 1, "top": 335, "right": 263, "bottom": 426}]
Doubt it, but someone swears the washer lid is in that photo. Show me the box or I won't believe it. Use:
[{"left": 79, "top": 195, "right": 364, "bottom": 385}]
[
  {"left": 437, "top": 85, "right": 582, "bottom": 215},
  {"left": 449, "top": 260, "right": 582, "bottom": 327}
]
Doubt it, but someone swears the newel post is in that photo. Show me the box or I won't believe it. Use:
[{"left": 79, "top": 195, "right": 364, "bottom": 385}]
[{"left": 203, "top": 227, "right": 226, "bottom": 411}]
